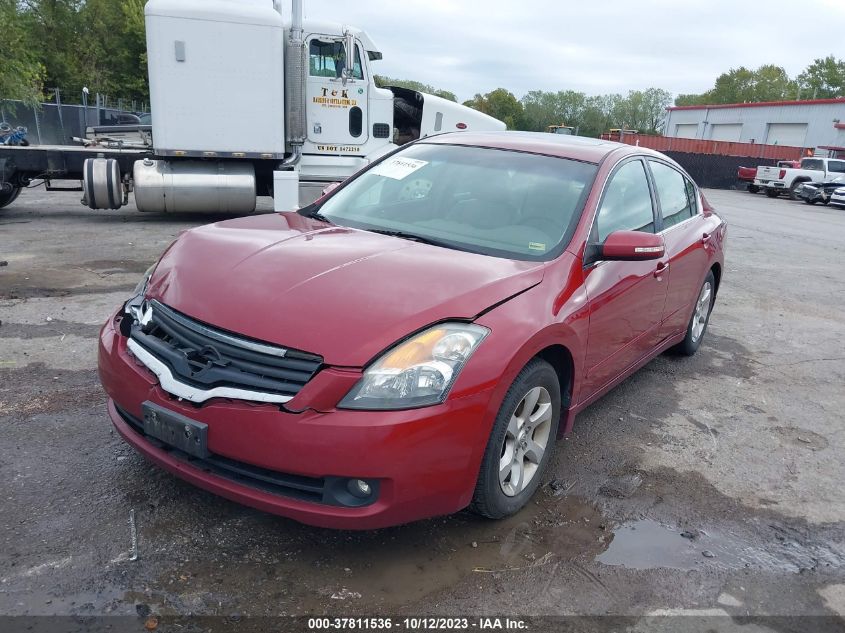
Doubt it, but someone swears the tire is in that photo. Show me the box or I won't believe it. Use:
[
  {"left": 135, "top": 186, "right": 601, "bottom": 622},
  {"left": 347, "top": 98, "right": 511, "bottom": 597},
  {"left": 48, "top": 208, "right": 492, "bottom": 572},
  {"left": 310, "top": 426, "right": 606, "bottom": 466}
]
[
  {"left": 0, "top": 185, "right": 21, "bottom": 209},
  {"left": 470, "top": 358, "right": 561, "bottom": 519},
  {"left": 765, "top": 189, "right": 780, "bottom": 198},
  {"left": 672, "top": 271, "right": 716, "bottom": 357},
  {"left": 805, "top": 198, "right": 818, "bottom": 205},
  {"left": 747, "top": 184, "right": 759, "bottom": 194},
  {"left": 789, "top": 180, "right": 807, "bottom": 201}
]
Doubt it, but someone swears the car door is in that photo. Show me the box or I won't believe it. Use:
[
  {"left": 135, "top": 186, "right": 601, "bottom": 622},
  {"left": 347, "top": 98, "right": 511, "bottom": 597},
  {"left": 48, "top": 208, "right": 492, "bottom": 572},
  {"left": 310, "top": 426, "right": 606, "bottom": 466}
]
[
  {"left": 647, "top": 160, "right": 711, "bottom": 339},
  {"left": 581, "top": 158, "right": 670, "bottom": 398}
]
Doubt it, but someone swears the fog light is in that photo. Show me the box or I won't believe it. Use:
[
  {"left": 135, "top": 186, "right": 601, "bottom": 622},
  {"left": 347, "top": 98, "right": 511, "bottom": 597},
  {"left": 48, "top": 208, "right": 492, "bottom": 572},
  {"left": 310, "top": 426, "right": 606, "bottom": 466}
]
[{"left": 348, "top": 479, "right": 372, "bottom": 498}]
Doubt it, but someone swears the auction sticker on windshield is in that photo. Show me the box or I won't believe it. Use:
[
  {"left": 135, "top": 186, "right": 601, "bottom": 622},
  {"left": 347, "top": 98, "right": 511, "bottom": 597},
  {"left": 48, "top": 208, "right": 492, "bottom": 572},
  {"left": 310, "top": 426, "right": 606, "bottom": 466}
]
[{"left": 370, "top": 157, "right": 428, "bottom": 180}]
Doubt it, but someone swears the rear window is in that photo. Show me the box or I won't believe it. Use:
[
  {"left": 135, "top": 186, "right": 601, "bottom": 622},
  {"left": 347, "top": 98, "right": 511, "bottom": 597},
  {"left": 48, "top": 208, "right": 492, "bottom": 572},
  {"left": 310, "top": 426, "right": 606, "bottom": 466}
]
[
  {"left": 314, "top": 143, "right": 598, "bottom": 261},
  {"left": 801, "top": 159, "right": 824, "bottom": 171}
]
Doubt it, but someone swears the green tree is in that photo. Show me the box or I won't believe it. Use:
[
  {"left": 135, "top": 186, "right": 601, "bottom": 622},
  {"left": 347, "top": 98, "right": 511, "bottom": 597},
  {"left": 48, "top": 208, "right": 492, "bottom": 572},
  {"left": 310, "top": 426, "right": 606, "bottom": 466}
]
[
  {"left": 797, "top": 55, "right": 845, "bottom": 99},
  {"left": 0, "top": 0, "right": 44, "bottom": 105},
  {"left": 74, "top": 0, "right": 148, "bottom": 102},
  {"left": 520, "top": 90, "right": 587, "bottom": 132},
  {"left": 463, "top": 88, "right": 523, "bottom": 129},
  {"left": 579, "top": 94, "right": 620, "bottom": 138},
  {"left": 17, "top": 0, "right": 83, "bottom": 92},
  {"left": 674, "top": 64, "right": 796, "bottom": 106},
  {"left": 374, "top": 76, "right": 456, "bottom": 102},
  {"left": 612, "top": 88, "right": 672, "bottom": 134}
]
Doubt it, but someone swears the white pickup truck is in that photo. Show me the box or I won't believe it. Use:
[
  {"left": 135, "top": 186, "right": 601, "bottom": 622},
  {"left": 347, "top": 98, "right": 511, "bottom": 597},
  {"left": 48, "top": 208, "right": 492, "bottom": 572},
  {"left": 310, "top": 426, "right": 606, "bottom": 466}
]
[{"left": 755, "top": 156, "right": 845, "bottom": 199}]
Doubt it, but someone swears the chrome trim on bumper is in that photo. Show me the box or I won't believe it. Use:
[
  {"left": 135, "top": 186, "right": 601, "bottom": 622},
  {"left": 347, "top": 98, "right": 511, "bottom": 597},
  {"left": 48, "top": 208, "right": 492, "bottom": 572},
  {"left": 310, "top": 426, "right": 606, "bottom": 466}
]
[{"left": 126, "top": 338, "right": 294, "bottom": 404}]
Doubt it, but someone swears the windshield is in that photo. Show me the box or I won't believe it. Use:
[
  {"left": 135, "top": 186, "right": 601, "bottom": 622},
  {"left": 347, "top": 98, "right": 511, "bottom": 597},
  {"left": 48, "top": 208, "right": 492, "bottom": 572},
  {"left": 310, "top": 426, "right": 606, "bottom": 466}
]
[{"left": 312, "top": 143, "right": 597, "bottom": 261}]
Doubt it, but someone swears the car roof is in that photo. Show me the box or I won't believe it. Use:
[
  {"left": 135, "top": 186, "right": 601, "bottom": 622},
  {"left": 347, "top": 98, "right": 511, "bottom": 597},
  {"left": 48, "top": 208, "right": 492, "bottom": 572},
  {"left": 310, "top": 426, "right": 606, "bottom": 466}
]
[{"left": 421, "top": 131, "right": 632, "bottom": 164}]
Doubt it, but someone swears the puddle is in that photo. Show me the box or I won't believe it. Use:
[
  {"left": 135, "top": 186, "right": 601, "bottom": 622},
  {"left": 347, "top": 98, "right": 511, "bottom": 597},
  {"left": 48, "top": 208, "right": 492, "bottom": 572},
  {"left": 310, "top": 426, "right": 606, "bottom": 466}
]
[
  {"left": 597, "top": 520, "right": 739, "bottom": 570},
  {"left": 597, "top": 519, "right": 845, "bottom": 573}
]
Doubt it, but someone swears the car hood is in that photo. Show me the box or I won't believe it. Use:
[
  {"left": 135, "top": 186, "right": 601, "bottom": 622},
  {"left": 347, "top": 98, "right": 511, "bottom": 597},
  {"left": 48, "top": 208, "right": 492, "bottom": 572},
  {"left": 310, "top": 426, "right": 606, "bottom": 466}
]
[{"left": 147, "top": 213, "right": 545, "bottom": 366}]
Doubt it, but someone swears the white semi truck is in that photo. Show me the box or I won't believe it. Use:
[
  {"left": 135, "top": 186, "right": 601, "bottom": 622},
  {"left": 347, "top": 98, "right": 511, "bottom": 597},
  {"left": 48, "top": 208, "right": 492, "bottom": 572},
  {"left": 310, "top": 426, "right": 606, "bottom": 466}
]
[{"left": 0, "top": 0, "right": 504, "bottom": 213}]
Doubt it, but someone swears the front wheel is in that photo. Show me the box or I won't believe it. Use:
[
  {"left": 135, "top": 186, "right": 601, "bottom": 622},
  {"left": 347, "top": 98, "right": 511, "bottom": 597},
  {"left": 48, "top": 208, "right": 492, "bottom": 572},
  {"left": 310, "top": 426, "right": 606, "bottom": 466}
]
[
  {"left": 471, "top": 358, "right": 561, "bottom": 519},
  {"left": 805, "top": 197, "right": 818, "bottom": 205},
  {"left": 672, "top": 271, "right": 716, "bottom": 357}
]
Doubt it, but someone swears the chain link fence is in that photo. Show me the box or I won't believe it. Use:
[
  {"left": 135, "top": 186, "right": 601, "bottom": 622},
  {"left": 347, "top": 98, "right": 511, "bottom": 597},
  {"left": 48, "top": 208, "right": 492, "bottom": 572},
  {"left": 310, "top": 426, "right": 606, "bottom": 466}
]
[{"left": 1, "top": 88, "right": 149, "bottom": 146}]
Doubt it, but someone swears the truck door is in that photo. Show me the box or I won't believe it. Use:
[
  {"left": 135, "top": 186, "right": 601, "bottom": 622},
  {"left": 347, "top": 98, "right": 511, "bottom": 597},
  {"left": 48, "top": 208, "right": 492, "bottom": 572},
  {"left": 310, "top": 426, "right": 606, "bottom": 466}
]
[{"left": 306, "top": 36, "right": 369, "bottom": 148}]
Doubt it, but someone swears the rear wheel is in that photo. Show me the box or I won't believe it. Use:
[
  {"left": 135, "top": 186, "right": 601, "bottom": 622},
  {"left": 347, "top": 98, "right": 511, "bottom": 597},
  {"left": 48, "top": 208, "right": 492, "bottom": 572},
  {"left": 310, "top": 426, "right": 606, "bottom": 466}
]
[
  {"left": 0, "top": 185, "right": 21, "bottom": 209},
  {"left": 471, "top": 358, "right": 561, "bottom": 519},
  {"left": 789, "top": 180, "right": 807, "bottom": 201},
  {"left": 747, "top": 184, "right": 759, "bottom": 194},
  {"left": 765, "top": 188, "right": 780, "bottom": 198},
  {"left": 672, "top": 271, "right": 715, "bottom": 357}
]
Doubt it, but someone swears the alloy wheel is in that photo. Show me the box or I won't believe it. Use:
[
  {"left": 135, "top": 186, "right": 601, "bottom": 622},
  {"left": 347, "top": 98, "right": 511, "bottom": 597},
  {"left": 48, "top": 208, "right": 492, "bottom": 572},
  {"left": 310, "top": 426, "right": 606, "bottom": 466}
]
[
  {"left": 691, "top": 281, "right": 712, "bottom": 343},
  {"left": 499, "top": 386, "right": 553, "bottom": 497}
]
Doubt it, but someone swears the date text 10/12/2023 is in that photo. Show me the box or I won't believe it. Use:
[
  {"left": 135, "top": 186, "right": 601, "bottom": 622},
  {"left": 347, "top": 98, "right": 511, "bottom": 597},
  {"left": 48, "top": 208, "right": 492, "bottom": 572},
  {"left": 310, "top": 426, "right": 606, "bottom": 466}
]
[{"left": 307, "top": 617, "right": 529, "bottom": 630}]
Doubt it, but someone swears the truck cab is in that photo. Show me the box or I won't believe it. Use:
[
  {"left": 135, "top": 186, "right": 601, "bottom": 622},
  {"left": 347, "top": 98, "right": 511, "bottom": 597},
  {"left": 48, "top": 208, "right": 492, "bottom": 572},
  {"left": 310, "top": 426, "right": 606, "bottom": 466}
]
[{"left": 298, "top": 23, "right": 497, "bottom": 184}]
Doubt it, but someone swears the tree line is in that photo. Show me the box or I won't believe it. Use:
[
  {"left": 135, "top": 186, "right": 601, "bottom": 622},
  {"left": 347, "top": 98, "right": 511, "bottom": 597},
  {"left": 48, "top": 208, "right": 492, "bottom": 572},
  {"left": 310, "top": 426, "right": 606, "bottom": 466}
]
[
  {"left": 676, "top": 57, "right": 845, "bottom": 106},
  {"left": 1, "top": 0, "right": 147, "bottom": 107},
  {"left": 2, "top": 0, "right": 843, "bottom": 137}
]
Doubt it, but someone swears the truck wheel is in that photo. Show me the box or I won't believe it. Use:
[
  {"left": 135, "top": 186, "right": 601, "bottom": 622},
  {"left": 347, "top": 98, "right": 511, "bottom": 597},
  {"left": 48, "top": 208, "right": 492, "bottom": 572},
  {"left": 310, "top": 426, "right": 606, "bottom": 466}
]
[
  {"left": 804, "top": 198, "right": 818, "bottom": 205},
  {"left": 0, "top": 185, "right": 21, "bottom": 209},
  {"left": 747, "top": 184, "right": 759, "bottom": 194},
  {"left": 765, "top": 189, "right": 780, "bottom": 198},
  {"left": 789, "top": 181, "right": 806, "bottom": 201}
]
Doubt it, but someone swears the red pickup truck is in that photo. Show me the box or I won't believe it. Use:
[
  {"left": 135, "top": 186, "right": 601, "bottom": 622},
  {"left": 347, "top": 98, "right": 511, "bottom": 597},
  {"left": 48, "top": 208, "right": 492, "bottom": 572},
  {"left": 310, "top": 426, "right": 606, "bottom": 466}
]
[{"left": 738, "top": 161, "right": 800, "bottom": 193}]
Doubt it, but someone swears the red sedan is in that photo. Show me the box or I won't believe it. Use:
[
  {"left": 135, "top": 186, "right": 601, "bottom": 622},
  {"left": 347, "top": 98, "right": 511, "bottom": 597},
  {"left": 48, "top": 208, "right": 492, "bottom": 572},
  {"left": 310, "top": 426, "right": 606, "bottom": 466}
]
[{"left": 98, "top": 132, "right": 726, "bottom": 529}]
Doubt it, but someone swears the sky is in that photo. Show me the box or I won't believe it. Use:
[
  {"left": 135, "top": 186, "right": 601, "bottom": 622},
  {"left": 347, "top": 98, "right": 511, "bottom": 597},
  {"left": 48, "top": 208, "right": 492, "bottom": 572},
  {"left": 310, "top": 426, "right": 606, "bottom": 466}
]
[{"left": 270, "top": 0, "right": 845, "bottom": 102}]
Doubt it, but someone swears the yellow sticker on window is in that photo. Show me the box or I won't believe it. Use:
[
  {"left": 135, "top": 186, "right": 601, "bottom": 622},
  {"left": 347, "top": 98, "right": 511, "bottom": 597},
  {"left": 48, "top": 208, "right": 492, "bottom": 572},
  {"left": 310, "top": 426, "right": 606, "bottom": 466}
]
[{"left": 528, "top": 242, "right": 546, "bottom": 251}]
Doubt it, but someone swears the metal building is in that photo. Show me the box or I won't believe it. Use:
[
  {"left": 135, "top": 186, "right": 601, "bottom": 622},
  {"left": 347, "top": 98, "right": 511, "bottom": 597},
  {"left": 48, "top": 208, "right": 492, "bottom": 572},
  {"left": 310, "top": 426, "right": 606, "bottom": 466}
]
[{"left": 663, "top": 98, "right": 845, "bottom": 150}]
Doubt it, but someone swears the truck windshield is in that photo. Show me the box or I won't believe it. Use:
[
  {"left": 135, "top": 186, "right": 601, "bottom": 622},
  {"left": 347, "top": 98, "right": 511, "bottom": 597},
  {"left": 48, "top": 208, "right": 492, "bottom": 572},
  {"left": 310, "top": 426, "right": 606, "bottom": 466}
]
[{"left": 312, "top": 143, "right": 598, "bottom": 261}]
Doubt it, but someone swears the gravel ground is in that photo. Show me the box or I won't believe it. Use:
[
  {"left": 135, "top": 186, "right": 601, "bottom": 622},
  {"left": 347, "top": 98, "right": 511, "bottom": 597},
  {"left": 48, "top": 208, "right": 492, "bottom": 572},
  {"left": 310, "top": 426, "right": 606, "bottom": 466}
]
[{"left": 1, "top": 187, "right": 844, "bottom": 630}]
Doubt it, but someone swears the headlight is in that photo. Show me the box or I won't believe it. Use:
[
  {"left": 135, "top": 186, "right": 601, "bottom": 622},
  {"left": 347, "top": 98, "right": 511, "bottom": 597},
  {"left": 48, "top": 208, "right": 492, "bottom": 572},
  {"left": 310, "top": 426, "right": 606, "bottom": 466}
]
[{"left": 339, "top": 323, "right": 489, "bottom": 410}]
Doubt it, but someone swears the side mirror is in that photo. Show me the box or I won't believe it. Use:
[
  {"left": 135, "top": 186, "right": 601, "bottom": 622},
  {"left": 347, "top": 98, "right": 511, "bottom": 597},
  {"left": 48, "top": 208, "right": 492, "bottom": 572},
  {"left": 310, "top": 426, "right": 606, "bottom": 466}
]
[
  {"left": 342, "top": 31, "right": 356, "bottom": 85},
  {"left": 597, "top": 230, "right": 665, "bottom": 262}
]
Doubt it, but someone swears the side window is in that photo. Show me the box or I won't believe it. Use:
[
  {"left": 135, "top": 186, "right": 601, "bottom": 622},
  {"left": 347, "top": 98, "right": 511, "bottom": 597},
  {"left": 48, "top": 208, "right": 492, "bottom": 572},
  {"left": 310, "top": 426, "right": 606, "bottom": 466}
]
[
  {"left": 828, "top": 161, "right": 845, "bottom": 174},
  {"left": 309, "top": 39, "right": 364, "bottom": 79},
  {"left": 595, "top": 160, "right": 655, "bottom": 242},
  {"left": 684, "top": 178, "right": 699, "bottom": 216},
  {"left": 650, "top": 161, "right": 694, "bottom": 229}
]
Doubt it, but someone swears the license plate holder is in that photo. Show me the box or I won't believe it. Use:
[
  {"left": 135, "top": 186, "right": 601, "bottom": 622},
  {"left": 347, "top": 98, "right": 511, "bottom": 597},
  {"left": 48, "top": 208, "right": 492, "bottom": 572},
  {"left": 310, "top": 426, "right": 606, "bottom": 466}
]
[{"left": 141, "top": 401, "right": 209, "bottom": 459}]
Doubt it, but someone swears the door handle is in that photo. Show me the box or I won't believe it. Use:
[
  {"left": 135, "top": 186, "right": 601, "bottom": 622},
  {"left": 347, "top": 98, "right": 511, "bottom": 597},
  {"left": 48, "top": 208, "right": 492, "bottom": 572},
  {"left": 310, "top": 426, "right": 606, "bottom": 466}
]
[
  {"left": 702, "top": 232, "right": 711, "bottom": 244},
  {"left": 654, "top": 262, "right": 669, "bottom": 278}
]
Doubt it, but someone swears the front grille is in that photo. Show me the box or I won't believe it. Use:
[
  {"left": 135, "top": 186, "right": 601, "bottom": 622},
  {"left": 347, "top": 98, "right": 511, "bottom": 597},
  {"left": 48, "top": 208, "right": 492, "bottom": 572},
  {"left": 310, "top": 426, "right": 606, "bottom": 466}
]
[
  {"left": 115, "top": 405, "right": 378, "bottom": 507},
  {"left": 129, "top": 300, "right": 322, "bottom": 400}
]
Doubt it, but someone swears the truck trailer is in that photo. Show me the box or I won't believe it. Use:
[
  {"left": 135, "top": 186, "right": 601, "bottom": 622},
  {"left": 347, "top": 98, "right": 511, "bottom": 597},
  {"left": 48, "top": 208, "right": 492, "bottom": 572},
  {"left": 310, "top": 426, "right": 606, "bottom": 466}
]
[{"left": 0, "top": 0, "right": 504, "bottom": 214}]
